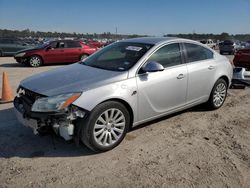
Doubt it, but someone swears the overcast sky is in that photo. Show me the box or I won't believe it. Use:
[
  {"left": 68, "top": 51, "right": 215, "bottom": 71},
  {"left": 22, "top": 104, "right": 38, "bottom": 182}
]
[{"left": 0, "top": 0, "right": 250, "bottom": 35}]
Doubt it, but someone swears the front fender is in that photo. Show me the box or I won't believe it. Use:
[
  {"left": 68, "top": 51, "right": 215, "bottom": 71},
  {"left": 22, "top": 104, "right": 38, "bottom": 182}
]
[{"left": 73, "top": 78, "right": 138, "bottom": 123}]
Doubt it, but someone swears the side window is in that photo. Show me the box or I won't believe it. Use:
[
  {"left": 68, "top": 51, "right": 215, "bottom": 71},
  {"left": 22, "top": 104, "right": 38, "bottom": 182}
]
[
  {"left": 184, "top": 43, "right": 213, "bottom": 63},
  {"left": 57, "top": 41, "right": 65, "bottom": 48},
  {"left": 50, "top": 42, "right": 57, "bottom": 48},
  {"left": 50, "top": 41, "right": 65, "bottom": 48},
  {"left": 147, "top": 43, "right": 182, "bottom": 68},
  {"left": 67, "top": 41, "right": 81, "bottom": 48}
]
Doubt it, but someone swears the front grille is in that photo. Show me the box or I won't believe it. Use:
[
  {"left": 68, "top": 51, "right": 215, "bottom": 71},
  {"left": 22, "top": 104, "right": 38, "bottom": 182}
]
[{"left": 19, "top": 87, "right": 45, "bottom": 104}]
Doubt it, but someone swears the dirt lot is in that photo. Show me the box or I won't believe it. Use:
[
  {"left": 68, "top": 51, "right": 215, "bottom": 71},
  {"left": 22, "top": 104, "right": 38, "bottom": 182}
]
[{"left": 0, "top": 56, "right": 250, "bottom": 188}]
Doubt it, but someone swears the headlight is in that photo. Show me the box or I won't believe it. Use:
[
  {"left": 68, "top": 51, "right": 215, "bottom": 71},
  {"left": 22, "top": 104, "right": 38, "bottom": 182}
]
[
  {"left": 15, "top": 52, "right": 26, "bottom": 57},
  {"left": 31, "top": 93, "right": 81, "bottom": 112}
]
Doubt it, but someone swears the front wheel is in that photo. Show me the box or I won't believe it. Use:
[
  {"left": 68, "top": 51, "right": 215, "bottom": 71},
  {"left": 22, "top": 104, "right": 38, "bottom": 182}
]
[
  {"left": 79, "top": 101, "right": 130, "bottom": 152},
  {"left": 29, "top": 55, "right": 42, "bottom": 67},
  {"left": 207, "top": 79, "right": 228, "bottom": 109}
]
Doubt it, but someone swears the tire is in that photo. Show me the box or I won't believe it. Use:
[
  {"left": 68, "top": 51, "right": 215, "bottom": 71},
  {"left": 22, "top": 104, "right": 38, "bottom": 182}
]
[
  {"left": 0, "top": 50, "right": 2, "bottom": 57},
  {"left": 220, "top": 51, "right": 223, "bottom": 55},
  {"left": 29, "top": 55, "right": 43, "bottom": 67},
  {"left": 79, "top": 101, "right": 130, "bottom": 152},
  {"left": 80, "top": 54, "right": 88, "bottom": 61},
  {"left": 207, "top": 79, "right": 228, "bottom": 110}
]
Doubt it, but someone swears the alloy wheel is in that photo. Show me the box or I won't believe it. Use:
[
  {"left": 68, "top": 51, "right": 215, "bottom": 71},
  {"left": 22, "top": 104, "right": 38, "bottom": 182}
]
[
  {"left": 213, "top": 83, "right": 226, "bottom": 107},
  {"left": 30, "top": 56, "right": 41, "bottom": 67},
  {"left": 93, "top": 108, "right": 126, "bottom": 147}
]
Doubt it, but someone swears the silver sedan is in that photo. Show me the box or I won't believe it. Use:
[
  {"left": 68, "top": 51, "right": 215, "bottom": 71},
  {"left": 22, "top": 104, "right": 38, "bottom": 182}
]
[{"left": 14, "top": 37, "right": 233, "bottom": 152}]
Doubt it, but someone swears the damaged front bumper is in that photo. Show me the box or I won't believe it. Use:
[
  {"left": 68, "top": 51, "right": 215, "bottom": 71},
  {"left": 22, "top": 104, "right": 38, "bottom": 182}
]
[
  {"left": 14, "top": 57, "right": 29, "bottom": 64},
  {"left": 14, "top": 96, "right": 86, "bottom": 141}
]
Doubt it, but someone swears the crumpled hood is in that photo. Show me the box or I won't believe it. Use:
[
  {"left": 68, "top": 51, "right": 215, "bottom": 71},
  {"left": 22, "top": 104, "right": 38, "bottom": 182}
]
[{"left": 20, "top": 63, "right": 128, "bottom": 96}]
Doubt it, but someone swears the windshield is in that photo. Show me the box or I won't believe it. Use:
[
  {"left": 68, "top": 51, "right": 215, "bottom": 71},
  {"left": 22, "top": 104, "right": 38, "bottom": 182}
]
[
  {"left": 36, "top": 42, "right": 50, "bottom": 48},
  {"left": 81, "top": 42, "right": 153, "bottom": 71}
]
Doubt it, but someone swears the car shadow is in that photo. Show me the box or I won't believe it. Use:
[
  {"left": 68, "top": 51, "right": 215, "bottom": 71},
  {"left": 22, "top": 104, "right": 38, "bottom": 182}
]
[
  {"left": 130, "top": 104, "right": 208, "bottom": 131},
  {"left": 0, "top": 63, "right": 27, "bottom": 68},
  {"left": 0, "top": 104, "right": 209, "bottom": 158},
  {"left": 0, "top": 107, "right": 95, "bottom": 158}
]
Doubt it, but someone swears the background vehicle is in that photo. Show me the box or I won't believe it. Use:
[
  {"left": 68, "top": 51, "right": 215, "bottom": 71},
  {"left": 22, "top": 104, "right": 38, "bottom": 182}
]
[
  {"left": 234, "top": 45, "right": 250, "bottom": 70},
  {"left": 219, "top": 40, "right": 235, "bottom": 55},
  {"left": 14, "top": 40, "right": 97, "bottom": 67},
  {"left": 200, "top": 39, "right": 216, "bottom": 49},
  {"left": 14, "top": 37, "right": 233, "bottom": 152},
  {"left": 0, "top": 38, "right": 33, "bottom": 56},
  {"left": 87, "top": 40, "right": 105, "bottom": 48}
]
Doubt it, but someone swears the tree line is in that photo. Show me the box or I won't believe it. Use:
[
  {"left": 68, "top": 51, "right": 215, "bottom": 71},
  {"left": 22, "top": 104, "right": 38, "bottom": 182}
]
[
  {"left": 0, "top": 29, "right": 147, "bottom": 40},
  {"left": 165, "top": 32, "right": 250, "bottom": 41},
  {"left": 0, "top": 29, "right": 249, "bottom": 41}
]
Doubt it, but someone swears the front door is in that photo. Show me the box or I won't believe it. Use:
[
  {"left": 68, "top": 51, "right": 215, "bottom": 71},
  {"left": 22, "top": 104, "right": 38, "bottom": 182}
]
[
  {"left": 43, "top": 41, "right": 66, "bottom": 63},
  {"left": 136, "top": 43, "right": 188, "bottom": 122}
]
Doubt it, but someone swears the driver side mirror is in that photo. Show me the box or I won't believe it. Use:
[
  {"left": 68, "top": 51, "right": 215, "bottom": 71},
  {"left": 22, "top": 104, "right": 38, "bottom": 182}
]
[{"left": 141, "top": 61, "right": 164, "bottom": 73}]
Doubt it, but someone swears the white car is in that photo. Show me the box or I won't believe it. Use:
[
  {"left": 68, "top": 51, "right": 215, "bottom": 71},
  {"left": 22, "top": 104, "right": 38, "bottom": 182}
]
[
  {"left": 200, "top": 39, "right": 216, "bottom": 49},
  {"left": 14, "top": 37, "right": 233, "bottom": 152}
]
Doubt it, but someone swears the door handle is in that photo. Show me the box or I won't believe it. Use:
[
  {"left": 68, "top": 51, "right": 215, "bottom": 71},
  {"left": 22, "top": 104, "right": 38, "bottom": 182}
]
[
  {"left": 208, "top": 65, "right": 215, "bottom": 70},
  {"left": 177, "top": 74, "right": 184, "bottom": 79}
]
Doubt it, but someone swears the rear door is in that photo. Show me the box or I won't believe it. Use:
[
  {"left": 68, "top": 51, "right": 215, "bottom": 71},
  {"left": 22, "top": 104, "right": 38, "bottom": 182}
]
[
  {"left": 183, "top": 43, "right": 216, "bottom": 104},
  {"left": 64, "top": 41, "right": 82, "bottom": 62}
]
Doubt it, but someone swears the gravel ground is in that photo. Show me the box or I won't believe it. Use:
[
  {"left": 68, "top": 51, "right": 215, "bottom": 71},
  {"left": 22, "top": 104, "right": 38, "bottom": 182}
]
[{"left": 0, "top": 56, "right": 249, "bottom": 188}]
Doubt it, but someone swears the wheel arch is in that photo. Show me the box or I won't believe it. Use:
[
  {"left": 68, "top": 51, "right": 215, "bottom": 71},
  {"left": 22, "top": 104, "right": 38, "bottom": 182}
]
[
  {"left": 218, "top": 75, "right": 230, "bottom": 88},
  {"left": 29, "top": 54, "right": 44, "bottom": 64},
  {"left": 79, "top": 53, "right": 89, "bottom": 58},
  {"left": 99, "top": 98, "right": 134, "bottom": 130}
]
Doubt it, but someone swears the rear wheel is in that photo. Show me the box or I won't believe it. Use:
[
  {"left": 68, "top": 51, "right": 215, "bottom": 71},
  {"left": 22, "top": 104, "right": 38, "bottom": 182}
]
[
  {"left": 80, "top": 54, "right": 88, "bottom": 61},
  {"left": 0, "top": 50, "right": 3, "bottom": 57},
  {"left": 207, "top": 79, "right": 228, "bottom": 109},
  {"left": 29, "top": 55, "right": 42, "bottom": 67},
  {"left": 79, "top": 101, "right": 130, "bottom": 152}
]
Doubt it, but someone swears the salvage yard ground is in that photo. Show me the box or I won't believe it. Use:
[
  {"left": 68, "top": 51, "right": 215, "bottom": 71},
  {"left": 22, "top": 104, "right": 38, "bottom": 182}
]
[{"left": 0, "top": 55, "right": 250, "bottom": 188}]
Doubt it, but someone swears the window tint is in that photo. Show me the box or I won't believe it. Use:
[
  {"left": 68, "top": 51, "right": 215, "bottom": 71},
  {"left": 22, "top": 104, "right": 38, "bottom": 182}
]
[
  {"left": 147, "top": 43, "right": 182, "bottom": 68},
  {"left": 184, "top": 43, "right": 213, "bottom": 63},
  {"left": 66, "top": 41, "right": 81, "bottom": 48},
  {"left": 50, "top": 41, "right": 65, "bottom": 48},
  {"left": 50, "top": 42, "right": 57, "bottom": 48}
]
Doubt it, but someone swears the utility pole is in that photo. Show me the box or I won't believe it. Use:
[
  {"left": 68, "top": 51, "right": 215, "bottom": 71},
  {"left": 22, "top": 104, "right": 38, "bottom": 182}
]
[{"left": 115, "top": 27, "right": 117, "bottom": 40}]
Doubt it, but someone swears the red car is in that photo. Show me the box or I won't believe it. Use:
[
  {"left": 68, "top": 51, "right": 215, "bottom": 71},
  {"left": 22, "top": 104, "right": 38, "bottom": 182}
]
[
  {"left": 87, "top": 40, "right": 105, "bottom": 48},
  {"left": 234, "top": 45, "right": 250, "bottom": 70},
  {"left": 14, "top": 40, "right": 97, "bottom": 67}
]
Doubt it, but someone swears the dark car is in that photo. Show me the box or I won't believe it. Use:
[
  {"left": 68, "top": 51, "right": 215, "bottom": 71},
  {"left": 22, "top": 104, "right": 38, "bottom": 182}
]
[
  {"left": 0, "top": 38, "right": 32, "bottom": 56},
  {"left": 14, "top": 40, "right": 98, "bottom": 67},
  {"left": 219, "top": 40, "right": 235, "bottom": 55},
  {"left": 233, "top": 45, "right": 250, "bottom": 70}
]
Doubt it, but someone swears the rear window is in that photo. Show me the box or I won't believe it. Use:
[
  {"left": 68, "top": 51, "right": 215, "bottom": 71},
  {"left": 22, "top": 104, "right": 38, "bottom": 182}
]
[
  {"left": 184, "top": 43, "right": 214, "bottom": 63},
  {"left": 223, "top": 40, "right": 233, "bottom": 45}
]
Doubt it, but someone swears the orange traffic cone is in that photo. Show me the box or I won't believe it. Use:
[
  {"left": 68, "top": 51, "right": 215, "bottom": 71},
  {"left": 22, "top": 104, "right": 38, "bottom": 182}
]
[{"left": 0, "top": 72, "right": 14, "bottom": 104}]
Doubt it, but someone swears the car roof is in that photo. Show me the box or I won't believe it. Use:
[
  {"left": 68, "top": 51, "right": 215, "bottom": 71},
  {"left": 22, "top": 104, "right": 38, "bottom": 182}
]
[{"left": 120, "top": 37, "right": 177, "bottom": 45}]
